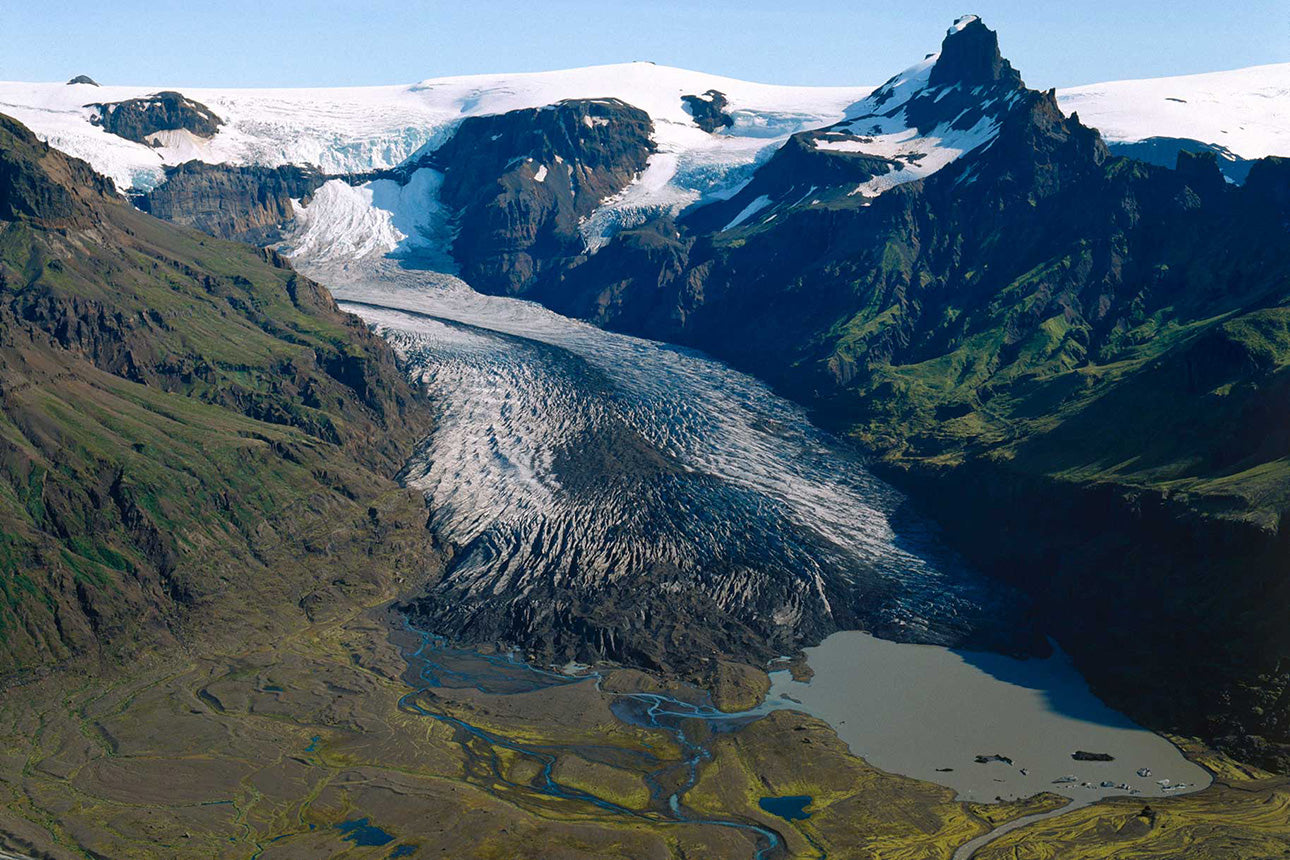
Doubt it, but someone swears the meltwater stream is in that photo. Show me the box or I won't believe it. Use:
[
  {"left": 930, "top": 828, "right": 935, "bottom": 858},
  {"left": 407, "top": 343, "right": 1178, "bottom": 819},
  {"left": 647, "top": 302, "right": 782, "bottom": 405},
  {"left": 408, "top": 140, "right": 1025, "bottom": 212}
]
[
  {"left": 325, "top": 264, "right": 1033, "bottom": 661},
  {"left": 395, "top": 620, "right": 788, "bottom": 859}
]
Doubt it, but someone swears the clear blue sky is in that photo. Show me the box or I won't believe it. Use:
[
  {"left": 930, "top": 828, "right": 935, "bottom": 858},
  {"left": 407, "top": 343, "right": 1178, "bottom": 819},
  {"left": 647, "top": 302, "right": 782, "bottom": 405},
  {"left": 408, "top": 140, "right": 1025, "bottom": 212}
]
[{"left": 1, "top": 1, "right": 1286, "bottom": 90}]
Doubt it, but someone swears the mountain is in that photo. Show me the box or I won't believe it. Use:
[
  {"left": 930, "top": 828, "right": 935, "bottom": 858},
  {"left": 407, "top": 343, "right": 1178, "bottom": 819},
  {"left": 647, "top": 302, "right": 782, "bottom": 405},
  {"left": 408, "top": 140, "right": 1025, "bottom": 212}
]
[
  {"left": 514, "top": 20, "right": 1290, "bottom": 770},
  {"left": 4, "top": 19, "right": 1289, "bottom": 770},
  {"left": 0, "top": 112, "right": 435, "bottom": 674},
  {"left": 294, "top": 17, "right": 1289, "bottom": 771}
]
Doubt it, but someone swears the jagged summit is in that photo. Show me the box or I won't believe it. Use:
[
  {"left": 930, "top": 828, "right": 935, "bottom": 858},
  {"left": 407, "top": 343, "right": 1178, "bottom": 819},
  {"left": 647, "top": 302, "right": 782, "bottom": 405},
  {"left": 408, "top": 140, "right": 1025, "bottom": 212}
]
[
  {"left": 801, "top": 15, "right": 1031, "bottom": 197},
  {"left": 685, "top": 16, "right": 1038, "bottom": 229},
  {"left": 65, "top": 74, "right": 99, "bottom": 86},
  {"left": 929, "top": 15, "right": 1022, "bottom": 89},
  {"left": 861, "top": 15, "right": 1024, "bottom": 121}
]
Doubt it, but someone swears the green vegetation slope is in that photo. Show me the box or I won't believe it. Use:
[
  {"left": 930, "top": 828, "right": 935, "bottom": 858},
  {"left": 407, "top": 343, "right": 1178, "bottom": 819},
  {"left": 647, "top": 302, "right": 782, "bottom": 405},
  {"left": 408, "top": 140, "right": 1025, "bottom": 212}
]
[{"left": 0, "top": 113, "right": 433, "bottom": 675}]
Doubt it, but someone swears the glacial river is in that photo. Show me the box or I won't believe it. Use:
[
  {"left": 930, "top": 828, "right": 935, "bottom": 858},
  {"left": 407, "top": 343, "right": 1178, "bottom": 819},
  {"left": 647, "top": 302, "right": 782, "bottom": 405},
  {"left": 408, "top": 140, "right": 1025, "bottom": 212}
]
[{"left": 311, "top": 264, "right": 1207, "bottom": 851}]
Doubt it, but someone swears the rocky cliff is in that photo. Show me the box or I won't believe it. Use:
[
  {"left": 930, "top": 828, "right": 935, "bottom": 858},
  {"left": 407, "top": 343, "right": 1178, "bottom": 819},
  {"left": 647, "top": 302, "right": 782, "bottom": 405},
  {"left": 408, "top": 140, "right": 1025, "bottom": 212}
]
[
  {"left": 138, "top": 161, "right": 326, "bottom": 244},
  {"left": 422, "top": 98, "right": 654, "bottom": 295}
]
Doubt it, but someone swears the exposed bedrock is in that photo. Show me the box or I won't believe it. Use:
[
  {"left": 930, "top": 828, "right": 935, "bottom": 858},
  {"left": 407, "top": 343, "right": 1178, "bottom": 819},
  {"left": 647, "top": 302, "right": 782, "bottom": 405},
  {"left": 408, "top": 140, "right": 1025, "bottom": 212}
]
[
  {"left": 88, "top": 91, "right": 222, "bottom": 145},
  {"left": 681, "top": 89, "right": 734, "bottom": 133},
  {"left": 424, "top": 97, "right": 655, "bottom": 295},
  {"left": 138, "top": 161, "right": 327, "bottom": 244}
]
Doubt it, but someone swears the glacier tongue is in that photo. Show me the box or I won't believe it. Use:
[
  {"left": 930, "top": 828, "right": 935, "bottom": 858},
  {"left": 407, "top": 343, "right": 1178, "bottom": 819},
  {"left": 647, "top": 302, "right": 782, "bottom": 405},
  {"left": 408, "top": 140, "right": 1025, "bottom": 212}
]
[{"left": 320, "top": 263, "right": 1033, "bottom": 666}]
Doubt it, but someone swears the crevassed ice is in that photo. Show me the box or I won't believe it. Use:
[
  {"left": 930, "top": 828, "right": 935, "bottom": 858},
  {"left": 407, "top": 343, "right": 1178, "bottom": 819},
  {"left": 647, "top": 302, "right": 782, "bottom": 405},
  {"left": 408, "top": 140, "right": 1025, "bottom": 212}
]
[{"left": 321, "top": 264, "right": 1029, "bottom": 649}]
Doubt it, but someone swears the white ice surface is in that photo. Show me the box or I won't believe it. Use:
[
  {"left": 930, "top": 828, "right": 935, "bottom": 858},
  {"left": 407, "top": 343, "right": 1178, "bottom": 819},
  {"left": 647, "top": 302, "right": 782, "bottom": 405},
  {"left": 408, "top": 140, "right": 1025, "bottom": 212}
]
[
  {"left": 0, "top": 64, "right": 870, "bottom": 193},
  {"left": 1057, "top": 62, "right": 1290, "bottom": 159},
  {"left": 284, "top": 168, "right": 455, "bottom": 269}
]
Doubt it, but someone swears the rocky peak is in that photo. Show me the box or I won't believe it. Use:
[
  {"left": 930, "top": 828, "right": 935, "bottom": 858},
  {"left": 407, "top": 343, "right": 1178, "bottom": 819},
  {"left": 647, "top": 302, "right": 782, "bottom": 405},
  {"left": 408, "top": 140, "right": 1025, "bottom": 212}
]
[
  {"left": 66, "top": 74, "right": 100, "bottom": 86},
  {"left": 928, "top": 15, "right": 1023, "bottom": 90},
  {"left": 681, "top": 16, "right": 1039, "bottom": 232},
  {"left": 429, "top": 98, "right": 652, "bottom": 190}
]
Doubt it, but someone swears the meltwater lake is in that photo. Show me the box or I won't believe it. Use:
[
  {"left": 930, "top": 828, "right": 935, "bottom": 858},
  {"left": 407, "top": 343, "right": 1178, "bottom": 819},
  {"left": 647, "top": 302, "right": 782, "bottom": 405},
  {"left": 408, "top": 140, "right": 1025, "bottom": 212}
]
[{"left": 769, "top": 631, "right": 1210, "bottom": 802}]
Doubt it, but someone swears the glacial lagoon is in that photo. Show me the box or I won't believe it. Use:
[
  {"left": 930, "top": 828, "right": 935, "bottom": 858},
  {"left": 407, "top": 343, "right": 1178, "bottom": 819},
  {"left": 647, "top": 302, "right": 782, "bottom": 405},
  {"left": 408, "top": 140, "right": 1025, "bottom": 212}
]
[{"left": 767, "top": 630, "right": 1211, "bottom": 802}]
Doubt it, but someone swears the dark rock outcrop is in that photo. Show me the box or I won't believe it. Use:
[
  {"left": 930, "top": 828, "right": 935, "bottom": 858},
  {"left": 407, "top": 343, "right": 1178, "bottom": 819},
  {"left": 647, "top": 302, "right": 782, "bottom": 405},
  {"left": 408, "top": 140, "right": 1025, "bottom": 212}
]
[
  {"left": 927, "top": 15, "right": 1021, "bottom": 89},
  {"left": 138, "top": 161, "right": 326, "bottom": 243},
  {"left": 682, "top": 90, "right": 734, "bottom": 133},
  {"left": 66, "top": 75, "right": 99, "bottom": 86},
  {"left": 423, "top": 97, "right": 654, "bottom": 295},
  {"left": 88, "top": 91, "right": 222, "bottom": 145}
]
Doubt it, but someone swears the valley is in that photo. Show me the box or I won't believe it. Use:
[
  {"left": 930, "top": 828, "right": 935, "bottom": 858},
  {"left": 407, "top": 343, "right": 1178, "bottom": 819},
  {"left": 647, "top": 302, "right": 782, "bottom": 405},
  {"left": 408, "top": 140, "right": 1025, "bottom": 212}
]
[{"left": 2, "top": 9, "right": 1290, "bottom": 859}]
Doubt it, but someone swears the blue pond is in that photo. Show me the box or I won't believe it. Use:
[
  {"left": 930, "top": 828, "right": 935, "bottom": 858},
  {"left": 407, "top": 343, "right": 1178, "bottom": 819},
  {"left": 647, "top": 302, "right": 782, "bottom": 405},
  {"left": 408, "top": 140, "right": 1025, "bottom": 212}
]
[
  {"left": 758, "top": 795, "right": 813, "bottom": 821},
  {"left": 389, "top": 845, "right": 418, "bottom": 858},
  {"left": 336, "top": 818, "right": 394, "bottom": 847}
]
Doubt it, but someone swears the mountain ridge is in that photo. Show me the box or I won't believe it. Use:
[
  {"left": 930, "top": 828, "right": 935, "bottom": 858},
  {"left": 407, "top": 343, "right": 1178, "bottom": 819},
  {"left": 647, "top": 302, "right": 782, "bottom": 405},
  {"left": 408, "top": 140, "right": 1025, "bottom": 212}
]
[{"left": 0, "top": 112, "right": 438, "bottom": 674}]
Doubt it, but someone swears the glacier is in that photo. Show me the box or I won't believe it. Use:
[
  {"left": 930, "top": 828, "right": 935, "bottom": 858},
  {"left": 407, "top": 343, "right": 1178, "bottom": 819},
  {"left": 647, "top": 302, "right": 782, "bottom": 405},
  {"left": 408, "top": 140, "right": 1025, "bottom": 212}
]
[
  {"left": 3, "top": 57, "right": 1286, "bottom": 267},
  {"left": 315, "top": 262, "right": 1034, "bottom": 662}
]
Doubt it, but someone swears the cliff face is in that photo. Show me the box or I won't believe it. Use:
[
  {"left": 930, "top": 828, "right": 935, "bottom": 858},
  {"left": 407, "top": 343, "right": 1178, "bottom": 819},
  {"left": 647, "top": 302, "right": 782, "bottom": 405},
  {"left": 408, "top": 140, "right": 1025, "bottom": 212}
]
[
  {"left": 0, "top": 112, "right": 435, "bottom": 675},
  {"left": 424, "top": 98, "right": 654, "bottom": 295},
  {"left": 138, "top": 161, "right": 326, "bottom": 244}
]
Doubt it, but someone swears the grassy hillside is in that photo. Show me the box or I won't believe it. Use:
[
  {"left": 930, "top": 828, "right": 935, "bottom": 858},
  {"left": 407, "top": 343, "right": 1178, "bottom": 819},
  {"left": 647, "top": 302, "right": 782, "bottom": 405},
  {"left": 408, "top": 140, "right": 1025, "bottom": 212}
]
[
  {"left": 826, "top": 156, "right": 1290, "bottom": 530},
  {"left": 0, "top": 113, "right": 434, "bottom": 674}
]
